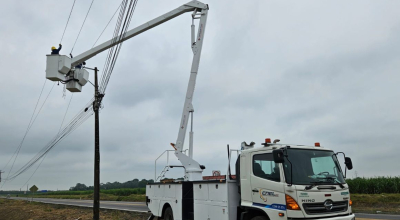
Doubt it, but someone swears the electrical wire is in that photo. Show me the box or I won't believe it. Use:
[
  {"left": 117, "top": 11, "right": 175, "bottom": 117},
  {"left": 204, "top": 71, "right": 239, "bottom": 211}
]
[
  {"left": 100, "top": 0, "right": 138, "bottom": 94},
  {"left": 2, "top": 79, "right": 47, "bottom": 173},
  {"left": 60, "top": 0, "right": 77, "bottom": 44},
  {"left": 99, "top": 0, "right": 128, "bottom": 91},
  {"left": 58, "top": 94, "right": 74, "bottom": 134},
  {"left": 21, "top": 94, "right": 74, "bottom": 189},
  {"left": 92, "top": 3, "right": 122, "bottom": 48},
  {"left": 1, "top": 83, "right": 56, "bottom": 188},
  {"left": 71, "top": 0, "right": 96, "bottom": 53},
  {"left": 4, "top": 0, "right": 140, "bottom": 184},
  {"left": 6, "top": 98, "right": 94, "bottom": 181}
]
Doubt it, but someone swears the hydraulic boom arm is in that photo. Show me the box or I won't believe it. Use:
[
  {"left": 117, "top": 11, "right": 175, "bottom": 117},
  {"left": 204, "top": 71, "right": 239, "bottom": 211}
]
[
  {"left": 71, "top": 1, "right": 208, "bottom": 66},
  {"left": 52, "top": 1, "right": 209, "bottom": 181}
]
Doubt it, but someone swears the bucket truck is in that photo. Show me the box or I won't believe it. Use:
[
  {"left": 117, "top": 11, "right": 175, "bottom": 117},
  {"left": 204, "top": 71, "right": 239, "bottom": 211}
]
[{"left": 44, "top": 1, "right": 355, "bottom": 220}]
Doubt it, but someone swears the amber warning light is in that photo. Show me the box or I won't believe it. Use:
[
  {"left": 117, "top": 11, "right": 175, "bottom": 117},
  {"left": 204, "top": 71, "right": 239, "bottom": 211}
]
[{"left": 315, "top": 142, "right": 321, "bottom": 147}]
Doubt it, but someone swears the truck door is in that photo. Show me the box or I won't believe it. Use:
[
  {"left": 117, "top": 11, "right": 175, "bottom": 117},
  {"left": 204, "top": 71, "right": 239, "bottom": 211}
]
[{"left": 250, "top": 153, "right": 286, "bottom": 212}]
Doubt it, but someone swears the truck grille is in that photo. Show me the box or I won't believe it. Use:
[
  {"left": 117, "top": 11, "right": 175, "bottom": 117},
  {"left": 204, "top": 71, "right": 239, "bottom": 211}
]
[{"left": 302, "top": 201, "right": 348, "bottom": 215}]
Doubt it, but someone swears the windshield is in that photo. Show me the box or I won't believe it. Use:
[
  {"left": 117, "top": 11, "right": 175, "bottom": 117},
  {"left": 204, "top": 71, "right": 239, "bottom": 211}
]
[{"left": 283, "top": 148, "right": 345, "bottom": 185}]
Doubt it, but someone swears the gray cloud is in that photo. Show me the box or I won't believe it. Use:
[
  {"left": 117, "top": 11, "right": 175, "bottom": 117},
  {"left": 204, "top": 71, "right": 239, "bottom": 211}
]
[{"left": 1, "top": 0, "right": 400, "bottom": 190}]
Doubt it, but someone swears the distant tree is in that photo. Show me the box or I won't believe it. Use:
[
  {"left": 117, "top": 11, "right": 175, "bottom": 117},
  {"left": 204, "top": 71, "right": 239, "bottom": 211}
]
[
  {"left": 70, "top": 178, "right": 153, "bottom": 190},
  {"left": 70, "top": 183, "right": 88, "bottom": 191},
  {"left": 139, "top": 179, "right": 149, "bottom": 188}
]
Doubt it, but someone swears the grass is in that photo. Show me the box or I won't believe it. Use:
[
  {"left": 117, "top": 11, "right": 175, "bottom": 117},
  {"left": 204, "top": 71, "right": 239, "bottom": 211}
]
[
  {"left": 12, "top": 192, "right": 146, "bottom": 202},
  {"left": 41, "top": 188, "right": 146, "bottom": 196},
  {"left": 6, "top": 188, "right": 147, "bottom": 202},
  {"left": 0, "top": 198, "right": 150, "bottom": 220},
  {"left": 351, "top": 194, "right": 400, "bottom": 214}
]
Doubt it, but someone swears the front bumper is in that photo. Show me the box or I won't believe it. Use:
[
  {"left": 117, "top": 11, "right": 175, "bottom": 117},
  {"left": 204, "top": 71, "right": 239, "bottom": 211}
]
[{"left": 288, "top": 213, "right": 355, "bottom": 220}]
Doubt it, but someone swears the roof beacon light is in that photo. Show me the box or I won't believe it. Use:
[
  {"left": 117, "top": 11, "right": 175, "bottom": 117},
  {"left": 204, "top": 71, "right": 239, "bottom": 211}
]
[
  {"left": 315, "top": 142, "right": 321, "bottom": 147},
  {"left": 265, "top": 138, "right": 271, "bottom": 144}
]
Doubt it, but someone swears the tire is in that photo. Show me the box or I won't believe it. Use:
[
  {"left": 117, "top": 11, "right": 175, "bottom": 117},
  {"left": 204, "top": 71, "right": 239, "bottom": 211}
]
[
  {"left": 250, "top": 216, "right": 268, "bottom": 220},
  {"left": 164, "top": 207, "right": 174, "bottom": 220}
]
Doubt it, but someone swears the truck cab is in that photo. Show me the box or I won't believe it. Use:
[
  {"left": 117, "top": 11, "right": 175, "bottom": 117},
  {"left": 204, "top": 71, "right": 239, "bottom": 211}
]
[{"left": 237, "top": 140, "right": 355, "bottom": 220}]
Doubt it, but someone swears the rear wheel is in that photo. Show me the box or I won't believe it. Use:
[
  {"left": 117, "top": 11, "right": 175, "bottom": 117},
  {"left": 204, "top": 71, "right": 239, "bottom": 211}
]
[
  {"left": 251, "top": 216, "right": 268, "bottom": 220},
  {"left": 164, "top": 207, "right": 174, "bottom": 220}
]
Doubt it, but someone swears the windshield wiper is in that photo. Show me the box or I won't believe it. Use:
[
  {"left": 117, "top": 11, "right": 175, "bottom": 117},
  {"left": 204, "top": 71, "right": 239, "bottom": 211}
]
[
  {"left": 316, "top": 177, "right": 345, "bottom": 189},
  {"left": 333, "top": 178, "right": 345, "bottom": 188},
  {"left": 305, "top": 181, "right": 325, "bottom": 190}
]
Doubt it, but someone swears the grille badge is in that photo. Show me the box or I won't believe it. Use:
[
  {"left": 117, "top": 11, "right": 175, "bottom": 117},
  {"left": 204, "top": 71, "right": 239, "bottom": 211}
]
[{"left": 324, "top": 200, "right": 333, "bottom": 211}]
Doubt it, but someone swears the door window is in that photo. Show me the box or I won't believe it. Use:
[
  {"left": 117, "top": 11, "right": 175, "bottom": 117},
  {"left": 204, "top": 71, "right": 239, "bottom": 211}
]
[{"left": 253, "top": 153, "right": 280, "bottom": 182}]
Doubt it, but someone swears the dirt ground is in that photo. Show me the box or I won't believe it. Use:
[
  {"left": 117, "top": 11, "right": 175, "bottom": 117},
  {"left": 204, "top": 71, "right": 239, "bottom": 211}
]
[{"left": 0, "top": 199, "right": 151, "bottom": 220}]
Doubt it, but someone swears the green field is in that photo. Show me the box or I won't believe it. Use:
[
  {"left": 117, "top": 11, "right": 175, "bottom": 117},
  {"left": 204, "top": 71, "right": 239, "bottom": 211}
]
[
  {"left": 347, "top": 177, "right": 400, "bottom": 194},
  {"left": 2, "top": 188, "right": 147, "bottom": 202}
]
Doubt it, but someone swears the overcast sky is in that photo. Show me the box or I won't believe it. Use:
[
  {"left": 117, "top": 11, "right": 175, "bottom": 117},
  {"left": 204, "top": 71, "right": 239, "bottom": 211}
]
[{"left": 0, "top": 0, "right": 399, "bottom": 191}]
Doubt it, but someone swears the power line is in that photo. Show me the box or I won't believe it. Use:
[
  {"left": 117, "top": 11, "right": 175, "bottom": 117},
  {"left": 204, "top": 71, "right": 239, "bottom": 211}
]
[
  {"left": 60, "top": 0, "right": 77, "bottom": 44},
  {"left": 92, "top": 3, "right": 122, "bottom": 48},
  {"left": 71, "top": 0, "right": 96, "bottom": 53},
  {"left": 4, "top": 0, "right": 140, "bottom": 185},
  {"left": 100, "top": 0, "right": 139, "bottom": 94},
  {"left": 2, "top": 79, "right": 47, "bottom": 172},
  {"left": 6, "top": 98, "right": 94, "bottom": 182},
  {"left": 58, "top": 94, "right": 74, "bottom": 133},
  {"left": 1, "top": 82, "right": 55, "bottom": 188},
  {"left": 20, "top": 94, "right": 74, "bottom": 189}
]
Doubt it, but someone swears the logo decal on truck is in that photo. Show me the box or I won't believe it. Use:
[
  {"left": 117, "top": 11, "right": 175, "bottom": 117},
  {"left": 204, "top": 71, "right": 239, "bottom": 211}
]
[
  {"left": 259, "top": 189, "right": 279, "bottom": 202},
  {"left": 302, "top": 199, "right": 315, "bottom": 203},
  {"left": 299, "top": 193, "right": 309, "bottom": 197},
  {"left": 253, "top": 203, "right": 287, "bottom": 211}
]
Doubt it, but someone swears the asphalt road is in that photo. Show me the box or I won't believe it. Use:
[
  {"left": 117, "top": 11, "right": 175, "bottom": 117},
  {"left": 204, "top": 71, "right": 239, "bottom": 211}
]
[{"left": 4, "top": 197, "right": 400, "bottom": 219}]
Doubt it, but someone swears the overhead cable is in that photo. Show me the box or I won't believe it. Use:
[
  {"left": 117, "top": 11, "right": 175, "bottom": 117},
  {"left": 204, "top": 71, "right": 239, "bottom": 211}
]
[
  {"left": 2, "top": 79, "right": 47, "bottom": 173},
  {"left": 71, "top": 0, "right": 96, "bottom": 53},
  {"left": 21, "top": 94, "right": 74, "bottom": 189},
  {"left": 100, "top": 0, "right": 139, "bottom": 94},
  {"left": 6, "top": 98, "right": 94, "bottom": 181},
  {"left": 1, "top": 81, "right": 55, "bottom": 188},
  {"left": 60, "top": 0, "right": 77, "bottom": 44},
  {"left": 99, "top": 0, "right": 129, "bottom": 91},
  {"left": 92, "top": 3, "right": 122, "bottom": 48}
]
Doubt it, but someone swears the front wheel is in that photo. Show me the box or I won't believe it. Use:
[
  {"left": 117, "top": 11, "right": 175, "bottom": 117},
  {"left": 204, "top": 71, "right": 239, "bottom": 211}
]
[
  {"left": 251, "top": 216, "right": 268, "bottom": 220},
  {"left": 164, "top": 207, "right": 174, "bottom": 220}
]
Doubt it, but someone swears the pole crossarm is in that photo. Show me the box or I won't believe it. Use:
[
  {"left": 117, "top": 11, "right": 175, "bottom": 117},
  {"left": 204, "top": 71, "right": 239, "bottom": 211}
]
[{"left": 71, "top": 1, "right": 208, "bottom": 66}]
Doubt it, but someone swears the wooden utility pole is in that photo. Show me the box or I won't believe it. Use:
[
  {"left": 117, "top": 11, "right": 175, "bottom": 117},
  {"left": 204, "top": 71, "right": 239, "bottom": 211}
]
[{"left": 93, "top": 67, "right": 100, "bottom": 220}]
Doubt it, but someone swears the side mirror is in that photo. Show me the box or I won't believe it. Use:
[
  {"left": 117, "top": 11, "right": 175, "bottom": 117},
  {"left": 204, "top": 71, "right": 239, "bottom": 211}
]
[
  {"left": 273, "top": 149, "right": 285, "bottom": 163},
  {"left": 345, "top": 157, "right": 353, "bottom": 170}
]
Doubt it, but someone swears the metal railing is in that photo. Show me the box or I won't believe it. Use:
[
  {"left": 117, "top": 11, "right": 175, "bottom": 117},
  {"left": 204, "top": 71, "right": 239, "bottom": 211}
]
[{"left": 154, "top": 150, "right": 188, "bottom": 182}]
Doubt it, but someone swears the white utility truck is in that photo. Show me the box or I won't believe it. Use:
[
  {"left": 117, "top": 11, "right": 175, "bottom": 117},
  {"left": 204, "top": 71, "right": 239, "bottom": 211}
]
[
  {"left": 43, "top": 0, "right": 355, "bottom": 219},
  {"left": 147, "top": 140, "right": 355, "bottom": 220}
]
